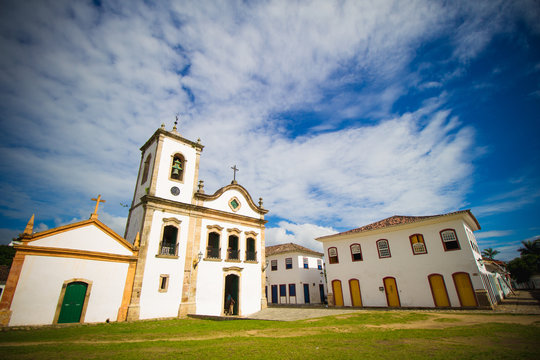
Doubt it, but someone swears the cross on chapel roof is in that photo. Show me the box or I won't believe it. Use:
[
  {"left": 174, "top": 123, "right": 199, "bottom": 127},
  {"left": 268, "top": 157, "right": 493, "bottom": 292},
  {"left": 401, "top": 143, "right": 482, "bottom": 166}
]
[{"left": 90, "top": 194, "right": 106, "bottom": 220}]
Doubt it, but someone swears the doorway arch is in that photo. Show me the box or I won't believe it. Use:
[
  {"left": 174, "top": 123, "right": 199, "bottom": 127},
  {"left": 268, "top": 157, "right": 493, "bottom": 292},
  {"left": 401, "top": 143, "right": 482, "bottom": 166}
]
[
  {"left": 223, "top": 273, "right": 240, "bottom": 315},
  {"left": 332, "top": 280, "right": 344, "bottom": 306},
  {"left": 428, "top": 274, "right": 450, "bottom": 307},
  {"left": 54, "top": 279, "right": 92, "bottom": 324},
  {"left": 453, "top": 272, "right": 478, "bottom": 307}
]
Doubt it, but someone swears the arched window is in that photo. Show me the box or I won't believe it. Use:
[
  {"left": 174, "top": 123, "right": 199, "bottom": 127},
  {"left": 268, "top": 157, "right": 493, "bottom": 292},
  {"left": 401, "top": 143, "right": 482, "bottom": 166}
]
[
  {"left": 207, "top": 232, "right": 221, "bottom": 259},
  {"left": 328, "top": 247, "right": 339, "bottom": 264},
  {"left": 246, "top": 237, "right": 256, "bottom": 261},
  {"left": 350, "top": 243, "right": 362, "bottom": 261},
  {"left": 440, "top": 229, "right": 460, "bottom": 251},
  {"left": 140, "top": 154, "right": 151, "bottom": 185},
  {"left": 376, "top": 239, "right": 391, "bottom": 258},
  {"left": 227, "top": 235, "right": 239, "bottom": 260},
  {"left": 409, "top": 234, "right": 427, "bottom": 255},
  {"left": 159, "top": 225, "right": 178, "bottom": 256},
  {"left": 170, "top": 153, "right": 185, "bottom": 181}
]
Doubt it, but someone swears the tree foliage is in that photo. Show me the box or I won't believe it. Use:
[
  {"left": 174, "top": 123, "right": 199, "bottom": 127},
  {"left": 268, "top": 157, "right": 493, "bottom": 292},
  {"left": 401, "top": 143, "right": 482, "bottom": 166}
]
[
  {"left": 481, "top": 247, "right": 500, "bottom": 260},
  {"left": 0, "top": 245, "right": 16, "bottom": 266},
  {"left": 518, "top": 239, "right": 540, "bottom": 256},
  {"left": 508, "top": 239, "right": 540, "bottom": 283}
]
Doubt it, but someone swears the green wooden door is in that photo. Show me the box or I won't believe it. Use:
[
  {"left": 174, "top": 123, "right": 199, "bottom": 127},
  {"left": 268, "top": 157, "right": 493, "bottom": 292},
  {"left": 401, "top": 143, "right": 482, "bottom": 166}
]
[{"left": 58, "top": 282, "right": 88, "bottom": 323}]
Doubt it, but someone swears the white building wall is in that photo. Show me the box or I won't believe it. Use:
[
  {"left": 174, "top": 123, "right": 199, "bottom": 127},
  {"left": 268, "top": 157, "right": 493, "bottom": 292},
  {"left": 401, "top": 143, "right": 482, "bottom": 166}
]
[
  {"left": 9, "top": 255, "right": 128, "bottom": 326},
  {"left": 323, "top": 218, "right": 483, "bottom": 308},
  {"left": 32, "top": 225, "right": 132, "bottom": 256},
  {"left": 266, "top": 252, "right": 326, "bottom": 305},
  {"left": 138, "top": 210, "right": 190, "bottom": 319},
  {"left": 195, "top": 217, "right": 262, "bottom": 316}
]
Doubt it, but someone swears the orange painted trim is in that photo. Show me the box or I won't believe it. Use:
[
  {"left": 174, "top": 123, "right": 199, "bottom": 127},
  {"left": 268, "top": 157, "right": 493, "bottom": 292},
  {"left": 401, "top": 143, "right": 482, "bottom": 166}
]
[
  {"left": 14, "top": 245, "right": 138, "bottom": 263},
  {"left": 0, "top": 252, "right": 26, "bottom": 325},
  {"left": 117, "top": 261, "right": 137, "bottom": 321},
  {"left": 23, "top": 219, "right": 136, "bottom": 253}
]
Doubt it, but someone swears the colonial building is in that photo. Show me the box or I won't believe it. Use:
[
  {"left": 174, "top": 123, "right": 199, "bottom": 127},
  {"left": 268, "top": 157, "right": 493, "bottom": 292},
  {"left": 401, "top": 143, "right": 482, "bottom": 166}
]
[
  {"left": 316, "top": 210, "right": 495, "bottom": 309},
  {"left": 265, "top": 243, "right": 327, "bottom": 305},
  {"left": 0, "top": 124, "right": 268, "bottom": 326}
]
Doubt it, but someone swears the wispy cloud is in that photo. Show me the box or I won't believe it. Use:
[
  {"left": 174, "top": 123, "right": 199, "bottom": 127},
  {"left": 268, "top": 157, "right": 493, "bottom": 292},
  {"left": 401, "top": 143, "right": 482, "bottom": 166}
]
[{"left": 475, "top": 230, "right": 514, "bottom": 240}]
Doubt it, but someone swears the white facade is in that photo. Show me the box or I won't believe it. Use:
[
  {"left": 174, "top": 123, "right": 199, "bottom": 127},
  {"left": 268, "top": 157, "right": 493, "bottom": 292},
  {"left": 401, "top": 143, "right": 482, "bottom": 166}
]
[
  {"left": 0, "top": 220, "right": 137, "bottom": 326},
  {"left": 317, "top": 211, "right": 495, "bottom": 309},
  {"left": 265, "top": 244, "right": 327, "bottom": 305},
  {"left": 124, "top": 126, "right": 268, "bottom": 320}
]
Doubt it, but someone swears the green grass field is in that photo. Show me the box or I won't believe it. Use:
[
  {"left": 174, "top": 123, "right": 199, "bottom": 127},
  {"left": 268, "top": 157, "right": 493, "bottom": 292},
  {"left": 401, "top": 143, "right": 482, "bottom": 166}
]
[{"left": 1, "top": 312, "right": 538, "bottom": 359}]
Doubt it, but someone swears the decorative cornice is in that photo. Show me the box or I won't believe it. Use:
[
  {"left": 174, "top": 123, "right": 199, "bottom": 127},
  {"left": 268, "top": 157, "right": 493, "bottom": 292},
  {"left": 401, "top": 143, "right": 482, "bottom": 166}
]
[
  {"left": 140, "top": 128, "right": 204, "bottom": 153},
  {"left": 13, "top": 244, "right": 138, "bottom": 263},
  {"left": 195, "top": 183, "right": 268, "bottom": 215},
  {"left": 141, "top": 195, "right": 268, "bottom": 226},
  {"left": 223, "top": 266, "right": 243, "bottom": 272}
]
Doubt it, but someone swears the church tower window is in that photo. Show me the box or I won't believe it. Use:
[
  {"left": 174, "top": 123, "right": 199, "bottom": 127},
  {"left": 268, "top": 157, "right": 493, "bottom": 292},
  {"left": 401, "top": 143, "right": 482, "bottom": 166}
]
[
  {"left": 159, "top": 225, "right": 178, "bottom": 256},
  {"left": 170, "top": 153, "right": 185, "bottom": 181},
  {"left": 140, "top": 154, "right": 151, "bottom": 185}
]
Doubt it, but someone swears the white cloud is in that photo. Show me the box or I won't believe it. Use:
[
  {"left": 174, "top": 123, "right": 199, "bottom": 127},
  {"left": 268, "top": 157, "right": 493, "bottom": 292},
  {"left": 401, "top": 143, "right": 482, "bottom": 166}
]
[
  {"left": 266, "top": 221, "right": 336, "bottom": 253},
  {"left": 475, "top": 230, "right": 514, "bottom": 240},
  {"left": 0, "top": 0, "right": 536, "bottom": 240}
]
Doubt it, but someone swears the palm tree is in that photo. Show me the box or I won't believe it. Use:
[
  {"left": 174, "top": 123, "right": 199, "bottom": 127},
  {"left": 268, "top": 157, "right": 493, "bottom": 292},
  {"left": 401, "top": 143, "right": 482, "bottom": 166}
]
[
  {"left": 518, "top": 239, "right": 540, "bottom": 256},
  {"left": 482, "top": 248, "right": 500, "bottom": 260}
]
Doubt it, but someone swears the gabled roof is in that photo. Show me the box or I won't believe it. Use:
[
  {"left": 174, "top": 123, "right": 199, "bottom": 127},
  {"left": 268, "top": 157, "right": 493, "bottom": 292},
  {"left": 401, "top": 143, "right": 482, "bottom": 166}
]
[
  {"left": 20, "top": 218, "right": 137, "bottom": 253},
  {"left": 317, "top": 210, "right": 480, "bottom": 241},
  {"left": 266, "top": 243, "right": 323, "bottom": 257}
]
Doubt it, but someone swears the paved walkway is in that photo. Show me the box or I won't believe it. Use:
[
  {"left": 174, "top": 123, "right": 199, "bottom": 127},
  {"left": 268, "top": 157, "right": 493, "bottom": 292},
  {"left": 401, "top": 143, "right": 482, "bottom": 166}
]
[{"left": 247, "top": 290, "right": 540, "bottom": 321}]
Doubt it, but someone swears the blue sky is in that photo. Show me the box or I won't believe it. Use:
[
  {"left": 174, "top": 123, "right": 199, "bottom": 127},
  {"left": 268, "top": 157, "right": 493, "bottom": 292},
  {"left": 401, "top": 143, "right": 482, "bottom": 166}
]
[{"left": 0, "top": 0, "right": 539, "bottom": 261}]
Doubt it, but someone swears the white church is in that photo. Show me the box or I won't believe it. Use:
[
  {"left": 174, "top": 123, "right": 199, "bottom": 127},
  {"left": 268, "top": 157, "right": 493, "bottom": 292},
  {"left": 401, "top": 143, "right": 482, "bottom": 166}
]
[{"left": 0, "top": 124, "right": 268, "bottom": 326}]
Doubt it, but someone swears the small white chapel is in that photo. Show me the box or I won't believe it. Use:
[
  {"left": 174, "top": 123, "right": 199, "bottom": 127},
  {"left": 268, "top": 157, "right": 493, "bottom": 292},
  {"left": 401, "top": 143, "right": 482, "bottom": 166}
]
[{"left": 0, "top": 123, "right": 268, "bottom": 326}]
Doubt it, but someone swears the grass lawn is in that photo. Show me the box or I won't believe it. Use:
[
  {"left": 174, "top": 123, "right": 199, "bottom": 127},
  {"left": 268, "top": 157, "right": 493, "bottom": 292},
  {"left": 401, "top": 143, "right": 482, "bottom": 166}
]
[{"left": 0, "top": 311, "right": 538, "bottom": 359}]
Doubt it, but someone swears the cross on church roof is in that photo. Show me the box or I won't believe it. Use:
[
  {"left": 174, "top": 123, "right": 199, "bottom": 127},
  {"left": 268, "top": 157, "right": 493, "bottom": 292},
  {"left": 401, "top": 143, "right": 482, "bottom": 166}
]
[
  {"left": 90, "top": 194, "right": 106, "bottom": 220},
  {"left": 173, "top": 113, "right": 179, "bottom": 131},
  {"left": 231, "top": 165, "right": 239, "bottom": 184}
]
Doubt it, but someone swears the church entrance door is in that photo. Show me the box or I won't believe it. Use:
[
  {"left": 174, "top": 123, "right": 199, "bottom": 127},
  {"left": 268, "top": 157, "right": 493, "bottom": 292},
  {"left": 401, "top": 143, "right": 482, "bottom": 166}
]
[
  {"left": 58, "top": 282, "right": 87, "bottom": 323},
  {"left": 224, "top": 274, "right": 239, "bottom": 315}
]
